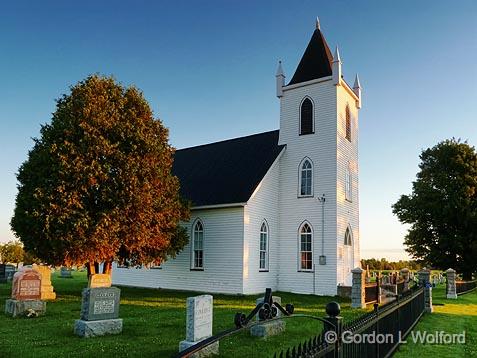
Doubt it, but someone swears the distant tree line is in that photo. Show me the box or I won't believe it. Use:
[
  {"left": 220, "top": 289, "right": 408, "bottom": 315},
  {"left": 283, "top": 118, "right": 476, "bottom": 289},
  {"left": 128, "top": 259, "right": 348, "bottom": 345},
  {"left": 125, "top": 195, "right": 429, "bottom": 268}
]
[
  {"left": 0, "top": 240, "right": 39, "bottom": 265},
  {"left": 361, "top": 258, "right": 422, "bottom": 271}
]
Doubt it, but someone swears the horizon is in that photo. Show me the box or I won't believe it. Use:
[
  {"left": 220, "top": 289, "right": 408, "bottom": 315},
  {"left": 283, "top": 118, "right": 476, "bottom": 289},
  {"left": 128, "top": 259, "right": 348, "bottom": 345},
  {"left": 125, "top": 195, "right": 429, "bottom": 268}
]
[{"left": 1, "top": 1, "right": 476, "bottom": 262}]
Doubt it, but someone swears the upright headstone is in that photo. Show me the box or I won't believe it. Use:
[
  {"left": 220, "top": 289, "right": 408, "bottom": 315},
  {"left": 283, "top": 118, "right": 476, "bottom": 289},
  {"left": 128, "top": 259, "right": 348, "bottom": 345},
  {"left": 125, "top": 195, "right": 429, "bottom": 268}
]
[
  {"left": 5, "top": 268, "right": 46, "bottom": 317},
  {"left": 60, "top": 267, "right": 72, "bottom": 278},
  {"left": 32, "top": 264, "right": 56, "bottom": 300},
  {"left": 446, "top": 268, "right": 457, "bottom": 299},
  {"left": 351, "top": 267, "right": 366, "bottom": 309},
  {"left": 418, "top": 269, "right": 433, "bottom": 313},
  {"left": 0, "top": 264, "right": 6, "bottom": 283},
  {"left": 400, "top": 268, "right": 410, "bottom": 291},
  {"left": 88, "top": 274, "right": 112, "bottom": 288},
  {"left": 250, "top": 295, "right": 286, "bottom": 337},
  {"left": 5, "top": 264, "right": 16, "bottom": 282},
  {"left": 74, "top": 286, "right": 123, "bottom": 337},
  {"left": 179, "top": 295, "right": 218, "bottom": 358}
]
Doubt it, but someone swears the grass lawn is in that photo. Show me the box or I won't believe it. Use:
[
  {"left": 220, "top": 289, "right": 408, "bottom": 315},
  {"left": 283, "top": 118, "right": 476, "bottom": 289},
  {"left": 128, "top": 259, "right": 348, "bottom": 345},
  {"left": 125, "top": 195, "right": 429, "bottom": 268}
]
[
  {"left": 394, "top": 285, "right": 477, "bottom": 357},
  {"left": 0, "top": 271, "right": 365, "bottom": 358}
]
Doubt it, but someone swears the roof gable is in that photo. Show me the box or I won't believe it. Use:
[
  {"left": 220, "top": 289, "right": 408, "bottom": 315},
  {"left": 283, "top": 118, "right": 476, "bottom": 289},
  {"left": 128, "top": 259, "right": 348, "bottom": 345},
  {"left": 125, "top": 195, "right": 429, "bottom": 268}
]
[
  {"left": 173, "top": 130, "right": 285, "bottom": 207},
  {"left": 288, "top": 28, "right": 333, "bottom": 86}
]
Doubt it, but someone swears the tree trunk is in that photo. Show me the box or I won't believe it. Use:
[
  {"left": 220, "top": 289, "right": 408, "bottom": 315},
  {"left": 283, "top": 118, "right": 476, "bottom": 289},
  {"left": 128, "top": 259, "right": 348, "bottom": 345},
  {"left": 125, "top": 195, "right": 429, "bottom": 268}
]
[
  {"left": 86, "top": 262, "right": 96, "bottom": 279},
  {"left": 103, "top": 261, "right": 112, "bottom": 275}
]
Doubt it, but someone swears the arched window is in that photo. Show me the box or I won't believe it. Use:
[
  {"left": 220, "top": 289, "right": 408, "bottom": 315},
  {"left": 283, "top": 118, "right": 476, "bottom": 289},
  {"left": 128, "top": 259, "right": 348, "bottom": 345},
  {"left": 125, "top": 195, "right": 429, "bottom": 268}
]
[
  {"left": 345, "top": 105, "right": 351, "bottom": 141},
  {"left": 299, "top": 158, "right": 313, "bottom": 197},
  {"left": 300, "top": 97, "right": 314, "bottom": 135},
  {"left": 192, "top": 220, "right": 204, "bottom": 269},
  {"left": 299, "top": 222, "right": 313, "bottom": 270},
  {"left": 345, "top": 162, "right": 352, "bottom": 201},
  {"left": 344, "top": 226, "right": 352, "bottom": 246},
  {"left": 259, "top": 221, "right": 269, "bottom": 271}
]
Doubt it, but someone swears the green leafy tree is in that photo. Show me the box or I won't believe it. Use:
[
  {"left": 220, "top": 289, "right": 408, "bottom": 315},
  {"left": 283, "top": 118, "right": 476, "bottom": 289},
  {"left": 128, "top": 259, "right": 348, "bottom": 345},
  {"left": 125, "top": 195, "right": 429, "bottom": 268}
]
[
  {"left": 392, "top": 139, "right": 477, "bottom": 280},
  {"left": 0, "top": 241, "right": 24, "bottom": 264},
  {"left": 11, "top": 75, "right": 189, "bottom": 275}
]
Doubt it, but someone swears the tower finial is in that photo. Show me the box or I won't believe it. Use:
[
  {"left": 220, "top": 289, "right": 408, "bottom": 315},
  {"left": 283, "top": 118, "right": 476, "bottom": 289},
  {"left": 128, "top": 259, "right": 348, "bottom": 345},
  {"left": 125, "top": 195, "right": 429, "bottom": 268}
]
[
  {"left": 353, "top": 73, "right": 362, "bottom": 108},
  {"left": 276, "top": 60, "right": 285, "bottom": 98},
  {"left": 353, "top": 74, "right": 361, "bottom": 90},
  {"left": 332, "top": 46, "right": 342, "bottom": 86},
  {"left": 276, "top": 60, "right": 284, "bottom": 76},
  {"left": 333, "top": 46, "right": 341, "bottom": 63},
  {"left": 316, "top": 17, "right": 320, "bottom": 30}
]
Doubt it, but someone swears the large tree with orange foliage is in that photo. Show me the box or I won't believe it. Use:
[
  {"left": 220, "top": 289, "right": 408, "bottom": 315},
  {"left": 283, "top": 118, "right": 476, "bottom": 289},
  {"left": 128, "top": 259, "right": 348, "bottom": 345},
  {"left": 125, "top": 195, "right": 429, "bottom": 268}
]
[{"left": 11, "top": 75, "right": 189, "bottom": 275}]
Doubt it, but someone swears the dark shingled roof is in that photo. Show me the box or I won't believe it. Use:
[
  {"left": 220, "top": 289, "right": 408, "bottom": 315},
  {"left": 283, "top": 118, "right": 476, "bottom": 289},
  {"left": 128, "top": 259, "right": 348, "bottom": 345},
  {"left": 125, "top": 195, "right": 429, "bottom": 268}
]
[
  {"left": 288, "top": 28, "right": 333, "bottom": 86},
  {"left": 173, "top": 130, "right": 285, "bottom": 207}
]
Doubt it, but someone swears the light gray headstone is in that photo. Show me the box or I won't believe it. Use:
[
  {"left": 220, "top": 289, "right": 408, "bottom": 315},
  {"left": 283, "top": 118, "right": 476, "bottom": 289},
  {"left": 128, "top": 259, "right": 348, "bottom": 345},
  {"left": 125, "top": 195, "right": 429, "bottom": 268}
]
[{"left": 186, "top": 294, "right": 213, "bottom": 342}]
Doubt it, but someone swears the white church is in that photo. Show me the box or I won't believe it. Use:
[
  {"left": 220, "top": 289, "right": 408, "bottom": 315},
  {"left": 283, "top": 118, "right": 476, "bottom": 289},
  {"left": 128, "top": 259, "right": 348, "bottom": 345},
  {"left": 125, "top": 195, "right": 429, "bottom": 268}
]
[{"left": 113, "top": 20, "right": 361, "bottom": 296}]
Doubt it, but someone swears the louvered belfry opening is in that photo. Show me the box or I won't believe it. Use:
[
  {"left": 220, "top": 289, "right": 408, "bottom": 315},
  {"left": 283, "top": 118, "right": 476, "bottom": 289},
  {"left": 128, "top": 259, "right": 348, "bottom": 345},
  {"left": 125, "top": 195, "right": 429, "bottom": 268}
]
[{"left": 300, "top": 98, "right": 313, "bottom": 135}]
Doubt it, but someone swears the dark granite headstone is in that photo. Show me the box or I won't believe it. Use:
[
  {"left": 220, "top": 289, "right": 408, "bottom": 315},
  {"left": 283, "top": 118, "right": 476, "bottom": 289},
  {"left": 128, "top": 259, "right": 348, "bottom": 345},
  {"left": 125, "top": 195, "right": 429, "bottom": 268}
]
[
  {"left": 5, "top": 265, "right": 16, "bottom": 281},
  {"left": 80, "top": 287, "right": 120, "bottom": 321},
  {"left": 0, "top": 264, "right": 6, "bottom": 283}
]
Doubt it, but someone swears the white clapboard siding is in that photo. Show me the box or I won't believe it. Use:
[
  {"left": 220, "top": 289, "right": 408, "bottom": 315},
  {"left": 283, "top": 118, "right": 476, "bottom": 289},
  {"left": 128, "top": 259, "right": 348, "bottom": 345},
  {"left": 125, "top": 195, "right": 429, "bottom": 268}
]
[
  {"left": 336, "top": 84, "right": 360, "bottom": 286},
  {"left": 243, "top": 151, "right": 282, "bottom": 294},
  {"left": 277, "top": 78, "right": 339, "bottom": 296},
  {"left": 112, "top": 207, "right": 245, "bottom": 294}
]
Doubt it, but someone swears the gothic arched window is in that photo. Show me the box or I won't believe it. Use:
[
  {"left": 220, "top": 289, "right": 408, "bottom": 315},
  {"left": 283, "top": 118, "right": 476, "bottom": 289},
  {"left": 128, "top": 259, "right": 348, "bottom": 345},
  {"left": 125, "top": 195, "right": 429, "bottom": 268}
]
[
  {"left": 344, "top": 226, "right": 352, "bottom": 246},
  {"left": 299, "top": 158, "right": 313, "bottom": 197},
  {"left": 299, "top": 222, "right": 313, "bottom": 270},
  {"left": 192, "top": 220, "right": 204, "bottom": 269},
  {"left": 345, "top": 162, "right": 352, "bottom": 201},
  {"left": 300, "top": 98, "right": 314, "bottom": 135},
  {"left": 345, "top": 105, "right": 351, "bottom": 141},
  {"left": 259, "top": 221, "right": 269, "bottom": 271}
]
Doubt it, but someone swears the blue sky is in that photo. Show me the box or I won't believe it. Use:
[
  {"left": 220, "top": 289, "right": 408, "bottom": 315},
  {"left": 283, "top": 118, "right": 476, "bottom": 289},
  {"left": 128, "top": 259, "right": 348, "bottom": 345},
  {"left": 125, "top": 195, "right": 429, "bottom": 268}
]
[{"left": 1, "top": 1, "right": 476, "bottom": 260}]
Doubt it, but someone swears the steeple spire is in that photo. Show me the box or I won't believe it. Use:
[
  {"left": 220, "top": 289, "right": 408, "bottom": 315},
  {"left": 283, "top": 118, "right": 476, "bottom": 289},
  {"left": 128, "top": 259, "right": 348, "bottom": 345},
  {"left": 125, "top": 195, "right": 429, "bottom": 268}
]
[{"left": 288, "top": 21, "right": 333, "bottom": 85}]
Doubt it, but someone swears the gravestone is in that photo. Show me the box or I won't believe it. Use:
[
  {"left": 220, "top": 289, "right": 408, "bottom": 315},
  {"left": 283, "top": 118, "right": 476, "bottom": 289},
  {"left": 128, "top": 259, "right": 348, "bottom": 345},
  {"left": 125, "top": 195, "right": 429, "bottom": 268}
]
[
  {"left": 400, "top": 268, "right": 410, "bottom": 291},
  {"left": 5, "top": 268, "right": 46, "bottom": 317},
  {"left": 250, "top": 295, "right": 286, "bottom": 337},
  {"left": 179, "top": 295, "right": 218, "bottom": 357},
  {"left": 88, "top": 274, "right": 112, "bottom": 288},
  {"left": 74, "top": 287, "right": 123, "bottom": 337},
  {"left": 60, "top": 267, "right": 72, "bottom": 278},
  {"left": 446, "top": 268, "right": 457, "bottom": 299},
  {"left": 6, "top": 265, "right": 16, "bottom": 282},
  {"left": 0, "top": 264, "right": 6, "bottom": 283},
  {"left": 32, "top": 264, "right": 56, "bottom": 300},
  {"left": 418, "top": 269, "right": 434, "bottom": 312}
]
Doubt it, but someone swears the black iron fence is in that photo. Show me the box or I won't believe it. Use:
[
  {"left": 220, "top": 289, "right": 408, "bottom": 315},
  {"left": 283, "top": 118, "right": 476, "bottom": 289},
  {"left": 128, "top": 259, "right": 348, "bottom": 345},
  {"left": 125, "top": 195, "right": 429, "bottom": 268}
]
[
  {"left": 456, "top": 279, "right": 477, "bottom": 295},
  {"left": 273, "top": 286, "right": 425, "bottom": 358}
]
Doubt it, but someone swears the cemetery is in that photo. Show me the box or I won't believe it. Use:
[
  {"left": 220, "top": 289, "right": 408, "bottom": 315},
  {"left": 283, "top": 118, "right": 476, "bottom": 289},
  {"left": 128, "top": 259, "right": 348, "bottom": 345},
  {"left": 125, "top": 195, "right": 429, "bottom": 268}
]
[
  {"left": 0, "top": 269, "right": 369, "bottom": 357},
  {"left": 1, "top": 266, "right": 475, "bottom": 357}
]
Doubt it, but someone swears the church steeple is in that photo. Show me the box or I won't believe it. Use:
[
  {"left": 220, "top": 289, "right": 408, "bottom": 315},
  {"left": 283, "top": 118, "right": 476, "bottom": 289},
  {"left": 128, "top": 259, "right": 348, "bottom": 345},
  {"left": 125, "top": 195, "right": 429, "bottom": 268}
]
[{"left": 288, "top": 20, "right": 333, "bottom": 86}]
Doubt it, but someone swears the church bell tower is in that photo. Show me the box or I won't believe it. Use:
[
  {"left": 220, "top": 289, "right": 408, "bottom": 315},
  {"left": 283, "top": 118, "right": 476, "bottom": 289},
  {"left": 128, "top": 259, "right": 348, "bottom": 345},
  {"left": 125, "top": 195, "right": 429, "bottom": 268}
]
[{"left": 276, "top": 18, "right": 361, "bottom": 294}]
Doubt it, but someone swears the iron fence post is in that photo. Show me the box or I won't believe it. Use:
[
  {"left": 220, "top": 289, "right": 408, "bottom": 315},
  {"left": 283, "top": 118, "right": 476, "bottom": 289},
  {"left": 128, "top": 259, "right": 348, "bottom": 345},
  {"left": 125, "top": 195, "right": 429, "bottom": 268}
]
[
  {"left": 374, "top": 303, "right": 379, "bottom": 358},
  {"left": 323, "top": 302, "right": 343, "bottom": 358}
]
